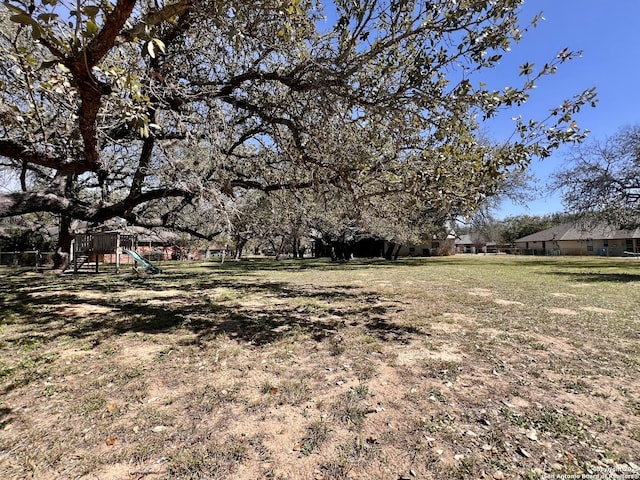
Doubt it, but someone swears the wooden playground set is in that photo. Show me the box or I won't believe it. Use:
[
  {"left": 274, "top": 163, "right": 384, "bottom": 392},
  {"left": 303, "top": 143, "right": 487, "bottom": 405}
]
[{"left": 69, "top": 232, "right": 162, "bottom": 274}]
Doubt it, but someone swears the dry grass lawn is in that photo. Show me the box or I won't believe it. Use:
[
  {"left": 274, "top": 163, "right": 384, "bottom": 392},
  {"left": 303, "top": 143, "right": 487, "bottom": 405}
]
[{"left": 1, "top": 255, "right": 639, "bottom": 479}]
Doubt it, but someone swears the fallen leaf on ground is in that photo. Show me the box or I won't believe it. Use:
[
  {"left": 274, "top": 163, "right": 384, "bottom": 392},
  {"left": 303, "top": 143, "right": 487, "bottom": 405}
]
[{"left": 517, "top": 447, "right": 531, "bottom": 458}]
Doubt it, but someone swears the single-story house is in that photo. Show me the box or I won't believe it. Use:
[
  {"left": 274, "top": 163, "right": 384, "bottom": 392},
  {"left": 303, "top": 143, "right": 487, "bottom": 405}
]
[
  {"left": 393, "top": 237, "right": 455, "bottom": 257},
  {"left": 128, "top": 227, "right": 225, "bottom": 260},
  {"left": 455, "top": 234, "right": 511, "bottom": 254},
  {"left": 455, "top": 233, "right": 486, "bottom": 253},
  {"left": 514, "top": 223, "right": 640, "bottom": 256}
]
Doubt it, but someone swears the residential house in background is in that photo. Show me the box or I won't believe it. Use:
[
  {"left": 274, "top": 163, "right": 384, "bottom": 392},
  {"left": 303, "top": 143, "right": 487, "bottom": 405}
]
[
  {"left": 455, "top": 234, "right": 511, "bottom": 254},
  {"left": 131, "top": 227, "right": 225, "bottom": 260},
  {"left": 514, "top": 223, "right": 640, "bottom": 256},
  {"left": 455, "top": 233, "right": 487, "bottom": 253},
  {"left": 393, "top": 236, "right": 456, "bottom": 257}
]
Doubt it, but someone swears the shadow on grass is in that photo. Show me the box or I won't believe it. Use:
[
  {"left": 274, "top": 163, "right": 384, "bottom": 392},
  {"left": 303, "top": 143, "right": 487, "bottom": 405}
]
[
  {"left": 0, "top": 267, "right": 421, "bottom": 394},
  {"left": 546, "top": 271, "right": 640, "bottom": 283},
  {"left": 177, "top": 256, "right": 438, "bottom": 276},
  {"left": 0, "top": 407, "right": 12, "bottom": 429}
]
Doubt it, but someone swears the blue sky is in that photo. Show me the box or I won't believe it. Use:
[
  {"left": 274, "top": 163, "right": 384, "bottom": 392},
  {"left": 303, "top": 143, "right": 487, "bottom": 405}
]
[{"left": 487, "top": 0, "right": 640, "bottom": 218}]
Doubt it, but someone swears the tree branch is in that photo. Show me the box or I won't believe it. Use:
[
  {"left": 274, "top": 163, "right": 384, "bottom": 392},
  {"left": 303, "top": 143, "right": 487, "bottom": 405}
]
[
  {"left": 82, "top": 0, "right": 138, "bottom": 66},
  {"left": 0, "top": 187, "right": 190, "bottom": 221},
  {"left": 0, "top": 139, "right": 88, "bottom": 173},
  {"left": 118, "top": 0, "right": 194, "bottom": 44},
  {"left": 230, "top": 179, "right": 313, "bottom": 192}
]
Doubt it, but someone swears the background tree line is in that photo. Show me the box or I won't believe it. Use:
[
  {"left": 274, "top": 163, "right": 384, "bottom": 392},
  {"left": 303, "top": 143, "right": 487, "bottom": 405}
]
[{"left": 456, "top": 212, "right": 578, "bottom": 249}]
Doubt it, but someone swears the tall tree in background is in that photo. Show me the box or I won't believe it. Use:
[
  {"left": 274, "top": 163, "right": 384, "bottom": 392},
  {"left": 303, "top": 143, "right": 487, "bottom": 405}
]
[
  {"left": 499, "top": 214, "right": 558, "bottom": 245},
  {"left": 229, "top": 190, "right": 311, "bottom": 259},
  {"left": 553, "top": 125, "right": 640, "bottom": 228},
  {"left": 0, "top": 0, "right": 596, "bottom": 266}
]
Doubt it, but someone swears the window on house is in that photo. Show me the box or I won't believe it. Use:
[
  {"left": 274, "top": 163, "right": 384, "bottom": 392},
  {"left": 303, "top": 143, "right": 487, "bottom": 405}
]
[
  {"left": 587, "top": 245, "right": 594, "bottom": 252},
  {"left": 432, "top": 241, "right": 440, "bottom": 249},
  {"left": 603, "top": 239, "right": 609, "bottom": 247},
  {"left": 409, "top": 247, "right": 415, "bottom": 253}
]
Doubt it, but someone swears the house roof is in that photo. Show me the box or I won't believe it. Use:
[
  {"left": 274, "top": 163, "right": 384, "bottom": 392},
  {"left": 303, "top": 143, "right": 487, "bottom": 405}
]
[
  {"left": 516, "top": 223, "right": 640, "bottom": 243},
  {"left": 455, "top": 234, "right": 485, "bottom": 245}
]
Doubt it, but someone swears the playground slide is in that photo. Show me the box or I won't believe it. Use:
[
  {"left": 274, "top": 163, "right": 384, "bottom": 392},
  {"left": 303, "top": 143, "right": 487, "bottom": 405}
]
[{"left": 123, "top": 249, "right": 162, "bottom": 274}]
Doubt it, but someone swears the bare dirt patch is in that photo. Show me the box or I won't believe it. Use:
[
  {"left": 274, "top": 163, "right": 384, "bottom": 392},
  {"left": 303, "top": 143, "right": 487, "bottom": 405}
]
[
  {"left": 581, "top": 306, "right": 617, "bottom": 314},
  {"left": 119, "top": 288, "right": 188, "bottom": 300},
  {"left": 60, "top": 303, "right": 113, "bottom": 316},
  {"left": 494, "top": 298, "right": 524, "bottom": 306},
  {"left": 430, "top": 321, "right": 464, "bottom": 334},
  {"left": 117, "top": 342, "right": 169, "bottom": 363},
  {"left": 441, "top": 312, "right": 476, "bottom": 323},
  {"left": 551, "top": 292, "right": 578, "bottom": 298},
  {"left": 548, "top": 307, "right": 580, "bottom": 315},
  {"left": 28, "top": 289, "right": 71, "bottom": 299},
  {"left": 467, "top": 288, "right": 493, "bottom": 297},
  {"left": 394, "top": 343, "right": 463, "bottom": 365}
]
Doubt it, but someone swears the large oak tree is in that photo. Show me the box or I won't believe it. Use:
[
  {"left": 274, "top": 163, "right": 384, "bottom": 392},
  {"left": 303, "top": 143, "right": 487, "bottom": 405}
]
[{"left": 0, "top": 0, "right": 596, "bottom": 265}]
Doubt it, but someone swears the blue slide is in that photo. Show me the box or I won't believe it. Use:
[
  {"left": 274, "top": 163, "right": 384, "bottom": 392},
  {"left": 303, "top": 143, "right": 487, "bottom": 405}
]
[{"left": 123, "top": 249, "right": 162, "bottom": 274}]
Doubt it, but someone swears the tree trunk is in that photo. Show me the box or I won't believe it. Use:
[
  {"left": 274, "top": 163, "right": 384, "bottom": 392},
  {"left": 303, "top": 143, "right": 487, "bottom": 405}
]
[
  {"left": 270, "top": 239, "right": 284, "bottom": 260},
  {"left": 384, "top": 242, "right": 396, "bottom": 260},
  {"left": 393, "top": 244, "right": 402, "bottom": 260},
  {"left": 234, "top": 239, "right": 247, "bottom": 260},
  {"left": 331, "top": 241, "right": 341, "bottom": 261},
  {"left": 52, "top": 214, "right": 73, "bottom": 270}
]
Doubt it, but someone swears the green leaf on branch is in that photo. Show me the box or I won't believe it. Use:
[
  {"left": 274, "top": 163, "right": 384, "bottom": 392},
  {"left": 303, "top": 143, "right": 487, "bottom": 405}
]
[
  {"left": 519, "top": 62, "right": 534, "bottom": 76},
  {"left": 37, "top": 13, "right": 59, "bottom": 22},
  {"left": 83, "top": 5, "right": 100, "bottom": 17},
  {"left": 9, "top": 13, "right": 44, "bottom": 39},
  {"left": 85, "top": 19, "right": 99, "bottom": 36},
  {"left": 10, "top": 13, "right": 36, "bottom": 25},
  {"left": 39, "top": 59, "right": 59, "bottom": 69},
  {"left": 4, "top": 3, "right": 28, "bottom": 14}
]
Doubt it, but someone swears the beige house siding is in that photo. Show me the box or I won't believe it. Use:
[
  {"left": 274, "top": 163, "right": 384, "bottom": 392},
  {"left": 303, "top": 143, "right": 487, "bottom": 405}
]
[
  {"left": 516, "top": 238, "right": 640, "bottom": 257},
  {"left": 559, "top": 240, "right": 590, "bottom": 256}
]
